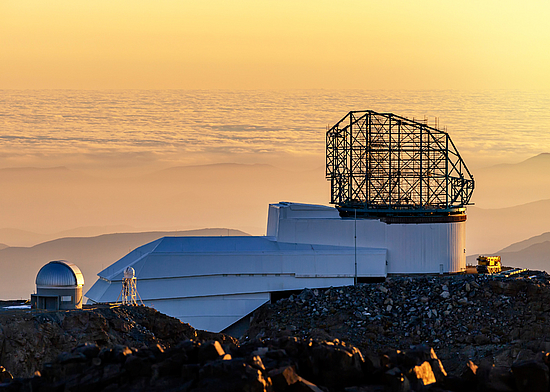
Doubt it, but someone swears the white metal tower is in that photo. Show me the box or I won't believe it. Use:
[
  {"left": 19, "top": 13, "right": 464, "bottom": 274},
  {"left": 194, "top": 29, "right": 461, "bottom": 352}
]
[{"left": 117, "top": 267, "right": 143, "bottom": 305}]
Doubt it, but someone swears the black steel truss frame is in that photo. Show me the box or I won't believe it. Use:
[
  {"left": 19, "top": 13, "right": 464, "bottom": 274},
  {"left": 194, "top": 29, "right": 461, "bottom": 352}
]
[{"left": 326, "top": 110, "right": 474, "bottom": 214}]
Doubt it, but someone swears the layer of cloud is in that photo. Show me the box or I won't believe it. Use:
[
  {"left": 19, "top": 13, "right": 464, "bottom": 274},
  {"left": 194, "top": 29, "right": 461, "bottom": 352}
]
[{"left": 1, "top": 90, "right": 549, "bottom": 171}]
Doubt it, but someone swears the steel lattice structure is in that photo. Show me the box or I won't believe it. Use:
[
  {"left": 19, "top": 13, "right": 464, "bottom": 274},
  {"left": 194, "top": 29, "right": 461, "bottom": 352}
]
[{"left": 326, "top": 110, "right": 474, "bottom": 215}]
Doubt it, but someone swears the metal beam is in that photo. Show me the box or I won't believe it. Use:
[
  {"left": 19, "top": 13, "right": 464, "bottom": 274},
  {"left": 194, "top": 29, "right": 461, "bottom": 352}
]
[{"left": 326, "top": 110, "right": 474, "bottom": 214}]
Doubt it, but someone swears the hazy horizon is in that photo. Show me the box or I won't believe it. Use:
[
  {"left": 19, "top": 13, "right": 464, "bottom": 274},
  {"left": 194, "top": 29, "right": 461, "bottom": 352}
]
[
  {"left": 1, "top": 2, "right": 550, "bottom": 295},
  {"left": 2, "top": 89, "right": 549, "bottom": 172},
  {"left": 2, "top": 2, "right": 549, "bottom": 90},
  {"left": 1, "top": 89, "right": 550, "bottom": 243}
]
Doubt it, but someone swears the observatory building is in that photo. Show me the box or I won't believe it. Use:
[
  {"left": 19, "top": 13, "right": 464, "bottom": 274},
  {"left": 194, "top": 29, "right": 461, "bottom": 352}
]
[
  {"left": 86, "top": 110, "right": 474, "bottom": 333},
  {"left": 31, "top": 260, "right": 85, "bottom": 310}
]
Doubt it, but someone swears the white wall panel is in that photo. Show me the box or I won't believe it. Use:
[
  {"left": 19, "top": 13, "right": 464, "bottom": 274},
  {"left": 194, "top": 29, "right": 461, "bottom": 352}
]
[
  {"left": 269, "top": 203, "right": 466, "bottom": 274},
  {"left": 385, "top": 222, "right": 466, "bottom": 274},
  {"left": 150, "top": 293, "right": 270, "bottom": 332}
]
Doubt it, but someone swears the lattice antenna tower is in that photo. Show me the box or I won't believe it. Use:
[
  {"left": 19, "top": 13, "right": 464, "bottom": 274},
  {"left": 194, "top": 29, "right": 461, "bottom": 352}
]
[
  {"left": 326, "top": 110, "right": 474, "bottom": 217},
  {"left": 117, "top": 267, "right": 144, "bottom": 306}
]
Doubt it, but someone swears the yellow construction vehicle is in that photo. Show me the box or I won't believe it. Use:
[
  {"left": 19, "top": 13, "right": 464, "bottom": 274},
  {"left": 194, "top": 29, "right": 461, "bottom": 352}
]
[{"left": 476, "top": 256, "right": 502, "bottom": 274}]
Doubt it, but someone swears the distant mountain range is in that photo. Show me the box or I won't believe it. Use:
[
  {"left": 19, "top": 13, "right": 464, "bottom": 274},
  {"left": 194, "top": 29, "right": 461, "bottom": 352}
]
[
  {"left": 0, "top": 226, "right": 140, "bottom": 248},
  {"left": 0, "top": 228, "right": 248, "bottom": 300},
  {"left": 466, "top": 230, "right": 550, "bottom": 273},
  {"left": 0, "top": 163, "right": 328, "bottom": 242},
  {"left": 465, "top": 153, "right": 550, "bottom": 255},
  {"left": 499, "top": 232, "right": 550, "bottom": 253},
  {"left": 466, "top": 198, "right": 550, "bottom": 255},
  {"left": 471, "top": 153, "right": 550, "bottom": 209},
  {"left": 3, "top": 154, "right": 550, "bottom": 290},
  {"left": 3, "top": 156, "right": 550, "bottom": 254}
]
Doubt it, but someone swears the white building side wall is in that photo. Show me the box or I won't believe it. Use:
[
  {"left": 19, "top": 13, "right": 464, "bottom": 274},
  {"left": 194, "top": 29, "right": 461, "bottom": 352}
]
[
  {"left": 385, "top": 222, "right": 466, "bottom": 274},
  {"left": 267, "top": 203, "right": 467, "bottom": 274},
  {"left": 266, "top": 205, "right": 280, "bottom": 237},
  {"left": 150, "top": 293, "right": 271, "bottom": 333},
  {"left": 274, "top": 216, "right": 386, "bottom": 248}
]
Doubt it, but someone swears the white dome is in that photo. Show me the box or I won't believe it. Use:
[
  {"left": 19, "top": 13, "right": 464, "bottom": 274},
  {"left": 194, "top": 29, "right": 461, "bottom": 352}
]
[{"left": 36, "top": 260, "right": 84, "bottom": 287}]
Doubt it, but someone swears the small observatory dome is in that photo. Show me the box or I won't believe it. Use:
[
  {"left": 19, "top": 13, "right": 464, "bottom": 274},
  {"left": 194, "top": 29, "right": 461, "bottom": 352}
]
[
  {"left": 36, "top": 260, "right": 84, "bottom": 287},
  {"left": 31, "top": 261, "right": 85, "bottom": 310},
  {"left": 123, "top": 266, "right": 135, "bottom": 279}
]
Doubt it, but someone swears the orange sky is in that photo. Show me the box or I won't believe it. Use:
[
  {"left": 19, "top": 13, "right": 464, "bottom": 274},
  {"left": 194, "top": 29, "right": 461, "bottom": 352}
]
[{"left": 1, "top": 0, "right": 549, "bottom": 90}]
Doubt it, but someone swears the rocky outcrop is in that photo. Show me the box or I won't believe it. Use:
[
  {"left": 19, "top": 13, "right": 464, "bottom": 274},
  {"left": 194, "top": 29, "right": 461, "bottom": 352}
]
[
  {"left": 0, "top": 304, "right": 236, "bottom": 378},
  {"left": 3, "top": 272, "right": 550, "bottom": 390},
  {"left": 3, "top": 337, "right": 550, "bottom": 391},
  {"left": 247, "top": 271, "right": 550, "bottom": 374}
]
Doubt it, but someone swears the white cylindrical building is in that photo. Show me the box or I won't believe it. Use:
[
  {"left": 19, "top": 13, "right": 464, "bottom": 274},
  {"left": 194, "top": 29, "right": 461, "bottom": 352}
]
[
  {"left": 31, "top": 260, "right": 85, "bottom": 310},
  {"left": 267, "top": 202, "right": 466, "bottom": 274}
]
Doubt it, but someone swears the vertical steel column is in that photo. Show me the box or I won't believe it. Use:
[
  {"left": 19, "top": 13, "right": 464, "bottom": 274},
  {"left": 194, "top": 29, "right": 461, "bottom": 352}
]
[
  {"left": 348, "top": 115, "right": 353, "bottom": 203},
  {"left": 366, "top": 112, "right": 371, "bottom": 206},
  {"left": 445, "top": 135, "right": 449, "bottom": 209},
  {"left": 419, "top": 125, "right": 423, "bottom": 207},
  {"left": 354, "top": 207, "right": 357, "bottom": 286},
  {"left": 388, "top": 116, "right": 392, "bottom": 207}
]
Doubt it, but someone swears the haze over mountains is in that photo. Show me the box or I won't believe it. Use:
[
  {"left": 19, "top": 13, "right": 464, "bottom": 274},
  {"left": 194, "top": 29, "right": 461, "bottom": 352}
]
[
  {"left": 467, "top": 200, "right": 550, "bottom": 254},
  {"left": 2, "top": 153, "right": 550, "bottom": 299},
  {"left": 0, "top": 163, "right": 328, "bottom": 299},
  {"left": 471, "top": 153, "right": 550, "bottom": 209},
  {"left": 0, "top": 226, "right": 139, "bottom": 248},
  {"left": 0, "top": 229, "right": 248, "bottom": 300},
  {"left": 2, "top": 154, "right": 549, "bottom": 250},
  {"left": 0, "top": 164, "right": 328, "bottom": 241},
  {"left": 465, "top": 152, "right": 550, "bottom": 270},
  {"left": 466, "top": 153, "right": 550, "bottom": 256},
  {"left": 466, "top": 231, "right": 550, "bottom": 273}
]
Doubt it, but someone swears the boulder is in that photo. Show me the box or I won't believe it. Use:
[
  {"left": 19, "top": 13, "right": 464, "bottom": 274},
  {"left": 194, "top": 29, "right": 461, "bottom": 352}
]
[
  {"left": 384, "top": 367, "right": 410, "bottom": 392},
  {"left": 299, "top": 342, "right": 364, "bottom": 388},
  {"left": 407, "top": 361, "right": 436, "bottom": 388},
  {"left": 511, "top": 359, "right": 549, "bottom": 392},
  {"left": 268, "top": 365, "right": 302, "bottom": 390},
  {"left": 198, "top": 341, "right": 225, "bottom": 363},
  {"left": 0, "top": 367, "right": 13, "bottom": 383}
]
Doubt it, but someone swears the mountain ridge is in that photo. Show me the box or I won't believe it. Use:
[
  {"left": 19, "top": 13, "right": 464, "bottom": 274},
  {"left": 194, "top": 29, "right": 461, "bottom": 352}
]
[{"left": 0, "top": 228, "right": 249, "bottom": 300}]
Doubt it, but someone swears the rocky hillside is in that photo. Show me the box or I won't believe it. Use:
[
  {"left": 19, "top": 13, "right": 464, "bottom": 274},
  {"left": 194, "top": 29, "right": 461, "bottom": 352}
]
[
  {"left": 2, "top": 272, "right": 550, "bottom": 391},
  {"left": 0, "top": 304, "right": 235, "bottom": 378},
  {"left": 247, "top": 271, "right": 550, "bottom": 375},
  {"left": 2, "top": 325, "right": 550, "bottom": 391}
]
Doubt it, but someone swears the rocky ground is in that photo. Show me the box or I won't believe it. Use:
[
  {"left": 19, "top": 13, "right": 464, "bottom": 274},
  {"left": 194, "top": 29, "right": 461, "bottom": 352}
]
[
  {"left": 1, "top": 328, "right": 549, "bottom": 391},
  {"left": 1, "top": 271, "right": 550, "bottom": 391},
  {"left": 0, "top": 304, "right": 235, "bottom": 378},
  {"left": 247, "top": 271, "right": 550, "bottom": 376}
]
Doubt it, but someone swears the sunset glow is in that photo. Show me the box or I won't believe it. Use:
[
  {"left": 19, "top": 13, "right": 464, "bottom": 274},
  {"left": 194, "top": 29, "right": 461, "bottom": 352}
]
[
  {"left": 1, "top": 1, "right": 550, "bottom": 298},
  {"left": 2, "top": 1, "right": 550, "bottom": 90}
]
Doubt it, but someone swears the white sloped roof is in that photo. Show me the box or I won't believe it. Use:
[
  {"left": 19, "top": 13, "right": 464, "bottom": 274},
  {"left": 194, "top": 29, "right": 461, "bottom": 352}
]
[
  {"left": 96, "top": 236, "right": 385, "bottom": 282},
  {"left": 87, "top": 235, "right": 386, "bottom": 299},
  {"left": 85, "top": 234, "right": 388, "bottom": 332}
]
